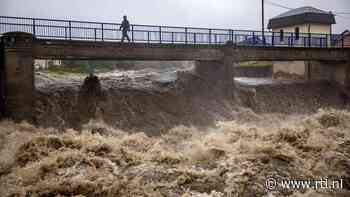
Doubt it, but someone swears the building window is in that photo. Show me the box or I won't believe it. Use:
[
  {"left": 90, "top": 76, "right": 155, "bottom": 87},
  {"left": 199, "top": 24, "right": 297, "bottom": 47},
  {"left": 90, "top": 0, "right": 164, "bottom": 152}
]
[
  {"left": 280, "top": 29, "right": 284, "bottom": 42},
  {"left": 295, "top": 27, "right": 300, "bottom": 40}
]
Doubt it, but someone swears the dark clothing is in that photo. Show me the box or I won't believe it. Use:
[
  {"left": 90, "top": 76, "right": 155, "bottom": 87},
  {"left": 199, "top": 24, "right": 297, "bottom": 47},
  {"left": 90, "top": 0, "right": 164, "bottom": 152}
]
[
  {"left": 120, "top": 20, "right": 130, "bottom": 31},
  {"left": 120, "top": 19, "right": 131, "bottom": 42},
  {"left": 122, "top": 29, "right": 129, "bottom": 37}
]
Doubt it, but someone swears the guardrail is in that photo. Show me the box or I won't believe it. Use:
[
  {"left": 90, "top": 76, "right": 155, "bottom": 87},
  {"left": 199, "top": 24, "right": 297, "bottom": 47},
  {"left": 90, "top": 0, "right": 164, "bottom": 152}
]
[{"left": 0, "top": 16, "right": 347, "bottom": 48}]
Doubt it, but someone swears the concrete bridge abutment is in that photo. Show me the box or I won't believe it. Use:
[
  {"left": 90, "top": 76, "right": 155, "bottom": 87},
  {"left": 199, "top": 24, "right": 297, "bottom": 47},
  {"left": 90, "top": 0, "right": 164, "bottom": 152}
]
[
  {"left": 2, "top": 32, "right": 35, "bottom": 122},
  {"left": 307, "top": 58, "right": 350, "bottom": 99},
  {"left": 334, "top": 59, "right": 350, "bottom": 99},
  {"left": 346, "top": 61, "right": 350, "bottom": 88},
  {"left": 194, "top": 48, "right": 235, "bottom": 99},
  {"left": 0, "top": 38, "right": 4, "bottom": 117},
  {"left": 308, "top": 60, "right": 350, "bottom": 86},
  {"left": 273, "top": 58, "right": 350, "bottom": 90}
]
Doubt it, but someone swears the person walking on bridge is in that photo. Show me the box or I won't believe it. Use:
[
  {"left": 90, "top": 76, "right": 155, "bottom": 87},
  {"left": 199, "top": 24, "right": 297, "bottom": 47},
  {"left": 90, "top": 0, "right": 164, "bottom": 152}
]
[{"left": 120, "top": 15, "right": 131, "bottom": 43}]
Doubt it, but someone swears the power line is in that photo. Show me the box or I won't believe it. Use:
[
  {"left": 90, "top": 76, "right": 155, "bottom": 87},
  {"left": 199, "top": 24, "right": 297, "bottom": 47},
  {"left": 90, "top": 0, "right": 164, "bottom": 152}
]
[
  {"left": 334, "top": 12, "right": 350, "bottom": 15},
  {"left": 266, "top": 0, "right": 350, "bottom": 16},
  {"left": 262, "top": 0, "right": 265, "bottom": 38},
  {"left": 335, "top": 14, "right": 350, "bottom": 20},
  {"left": 265, "top": 0, "right": 350, "bottom": 20},
  {"left": 265, "top": 0, "right": 293, "bottom": 10}
]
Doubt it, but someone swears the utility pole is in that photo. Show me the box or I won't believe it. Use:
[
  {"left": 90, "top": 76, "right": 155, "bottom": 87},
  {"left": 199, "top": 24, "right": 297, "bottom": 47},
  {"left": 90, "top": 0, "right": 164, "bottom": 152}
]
[{"left": 262, "top": 0, "right": 265, "bottom": 44}]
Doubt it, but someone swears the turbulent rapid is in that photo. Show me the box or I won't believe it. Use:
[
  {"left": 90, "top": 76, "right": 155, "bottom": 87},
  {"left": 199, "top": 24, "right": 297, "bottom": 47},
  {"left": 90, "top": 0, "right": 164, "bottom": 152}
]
[{"left": 0, "top": 109, "right": 349, "bottom": 196}]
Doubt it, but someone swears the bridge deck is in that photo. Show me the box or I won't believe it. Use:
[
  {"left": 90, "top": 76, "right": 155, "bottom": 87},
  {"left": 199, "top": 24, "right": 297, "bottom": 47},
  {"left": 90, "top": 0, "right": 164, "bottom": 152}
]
[{"left": 33, "top": 39, "right": 350, "bottom": 62}]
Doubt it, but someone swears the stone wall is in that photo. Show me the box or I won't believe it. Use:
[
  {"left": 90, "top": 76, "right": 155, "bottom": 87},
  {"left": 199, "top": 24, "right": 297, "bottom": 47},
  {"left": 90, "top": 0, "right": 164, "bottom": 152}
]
[
  {"left": 273, "top": 61, "right": 306, "bottom": 78},
  {"left": 272, "top": 60, "right": 350, "bottom": 84}
]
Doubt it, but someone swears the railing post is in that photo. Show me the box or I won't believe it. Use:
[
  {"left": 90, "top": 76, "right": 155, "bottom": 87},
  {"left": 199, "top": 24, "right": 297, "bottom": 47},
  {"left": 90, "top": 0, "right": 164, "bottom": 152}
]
[
  {"left": 94, "top": 28, "right": 97, "bottom": 41},
  {"left": 185, "top": 27, "right": 188, "bottom": 44},
  {"left": 69, "top": 21, "right": 72, "bottom": 40},
  {"left": 171, "top": 32, "right": 174, "bottom": 44},
  {"left": 230, "top": 29, "right": 234, "bottom": 42},
  {"left": 215, "top": 33, "right": 217, "bottom": 44},
  {"left": 147, "top": 31, "right": 150, "bottom": 44},
  {"left": 32, "top": 19, "right": 36, "bottom": 36},
  {"left": 252, "top": 32, "right": 255, "bottom": 45},
  {"left": 65, "top": 27, "right": 67, "bottom": 40},
  {"left": 159, "top": 26, "right": 162, "bottom": 44},
  {"left": 131, "top": 25, "right": 134, "bottom": 42},
  {"left": 235, "top": 34, "right": 237, "bottom": 44},
  {"left": 329, "top": 33, "right": 333, "bottom": 48},
  {"left": 194, "top": 33, "right": 196, "bottom": 44},
  {"left": 325, "top": 34, "right": 328, "bottom": 48},
  {"left": 308, "top": 33, "right": 311, "bottom": 47},
  {"left": 209, "top": 29, "right": 212, "bottom": 44},
  {"left": 272, "top": 32, "right": 275, "bottom": 46},
  {"left": 101, "top": 23, "right": 104, "bottom": 41}
]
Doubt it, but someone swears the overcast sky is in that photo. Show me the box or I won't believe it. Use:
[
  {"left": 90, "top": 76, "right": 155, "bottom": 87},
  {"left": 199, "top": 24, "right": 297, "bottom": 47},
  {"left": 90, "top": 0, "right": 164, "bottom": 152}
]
[{"left": 1, "top": 0, "right": 349, "bottom": 33}]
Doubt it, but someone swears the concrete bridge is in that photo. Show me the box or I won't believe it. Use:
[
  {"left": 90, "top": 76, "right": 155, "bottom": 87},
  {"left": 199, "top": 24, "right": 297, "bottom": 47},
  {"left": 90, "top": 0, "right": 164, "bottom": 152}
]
[{"left": 0, "top": 16, "right": 350, "bottom": 121}]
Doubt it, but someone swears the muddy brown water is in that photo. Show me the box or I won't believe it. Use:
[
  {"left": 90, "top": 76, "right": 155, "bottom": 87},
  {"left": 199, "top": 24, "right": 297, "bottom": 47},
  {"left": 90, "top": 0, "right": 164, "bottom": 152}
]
[
  {"left": 33, "top": 67, "right": 347, "bottom": 136},
  {"left": 1, "top": 66, "right": 350, "bottom": 196}
]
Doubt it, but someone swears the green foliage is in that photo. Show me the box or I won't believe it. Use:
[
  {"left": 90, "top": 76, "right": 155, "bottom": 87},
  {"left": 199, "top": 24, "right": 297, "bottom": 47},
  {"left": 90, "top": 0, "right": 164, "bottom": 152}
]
[
  {"left": 238, "top": 61, "right": 273, "bottom": 68},
  {"left": 47, "top": 65, "right": 88, "bottom": 75}
]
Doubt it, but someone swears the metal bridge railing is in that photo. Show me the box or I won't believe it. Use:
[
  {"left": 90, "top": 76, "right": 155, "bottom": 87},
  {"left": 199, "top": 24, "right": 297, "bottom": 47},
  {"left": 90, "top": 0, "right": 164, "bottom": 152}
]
[{"left": 0, "top": 16, "right": 348, "bottom": 48}]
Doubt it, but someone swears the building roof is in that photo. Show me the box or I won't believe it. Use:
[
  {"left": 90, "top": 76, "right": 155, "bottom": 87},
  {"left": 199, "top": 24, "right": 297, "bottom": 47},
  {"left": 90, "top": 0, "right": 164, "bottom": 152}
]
[
  {"left": 268, "top": 6, "right": 336, "bottom": 29},
  {"left": 342, "top": 30, "right": 350, "bottom": 36}
]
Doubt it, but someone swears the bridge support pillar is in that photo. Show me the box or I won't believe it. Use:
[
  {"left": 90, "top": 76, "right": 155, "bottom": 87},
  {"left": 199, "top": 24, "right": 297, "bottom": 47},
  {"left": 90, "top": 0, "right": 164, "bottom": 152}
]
[
  {"left": 0, "top": 38, "right": 4, "bottom": 117},
  {"left": 346, "top": 57, "right": 350, "bottom": 88},
  {"left": 308, "top": 59, "right": 350, "bottom": 100},
  {"left": 194, "top": 55, "right": 235, "bottom": 99},
  {"left": 337, "top": 60, "right": 350, "bottom": 100},
  {"left": 2, "top": 32, "right": 35, "bottom": 122}
]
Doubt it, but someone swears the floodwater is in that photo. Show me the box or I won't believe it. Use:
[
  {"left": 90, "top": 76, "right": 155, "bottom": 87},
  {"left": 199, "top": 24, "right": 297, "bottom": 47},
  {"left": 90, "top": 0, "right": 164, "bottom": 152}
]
[
  {"left": 235, "top": 77, "right": 308, "bottom": 87},
  {"left": 0, "top": 64, "right": 349, "bottom": 196}
]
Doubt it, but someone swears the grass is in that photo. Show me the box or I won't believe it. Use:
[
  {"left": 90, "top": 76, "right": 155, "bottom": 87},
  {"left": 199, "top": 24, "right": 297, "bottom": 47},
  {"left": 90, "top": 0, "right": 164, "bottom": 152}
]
[
  {"left": 46, "top": 65, "right": 89, "bottom": 75},
  {"left": 238, "top": 61, "right": 273, "bottom": 68},
  {"left": 45, "top": 63, "right": 116, "bottom": 75}
]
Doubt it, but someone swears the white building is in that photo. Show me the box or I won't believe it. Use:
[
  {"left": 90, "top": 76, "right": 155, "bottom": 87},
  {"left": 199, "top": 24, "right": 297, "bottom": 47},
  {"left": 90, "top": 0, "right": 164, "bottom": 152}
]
[{"left": 267, "top": 6, "right": 336, "bottom": 79}]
